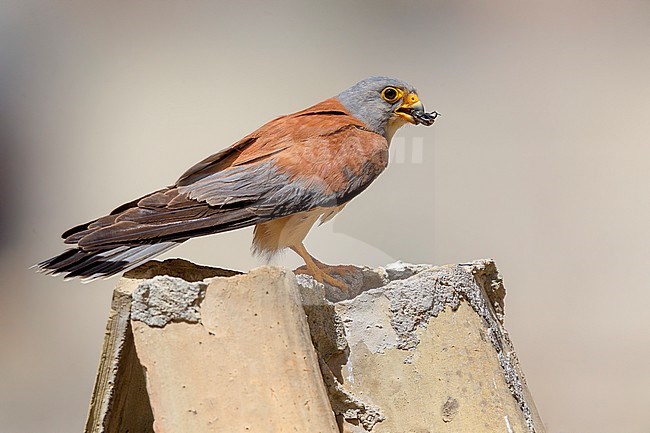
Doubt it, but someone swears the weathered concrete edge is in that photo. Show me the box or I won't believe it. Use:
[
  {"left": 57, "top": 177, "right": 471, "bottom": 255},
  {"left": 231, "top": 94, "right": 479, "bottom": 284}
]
[
  {"left": 84, "top": 278, "right": 141, "bottom": 433},
  {"left": 322, "top": 259, "right": 540, "bottom": 433},
  {"left": 461, "top": 261, "right": 538, "bottom": 433},
  {"left": 385, "top": 259, "right": 537, "bottom": 433}
]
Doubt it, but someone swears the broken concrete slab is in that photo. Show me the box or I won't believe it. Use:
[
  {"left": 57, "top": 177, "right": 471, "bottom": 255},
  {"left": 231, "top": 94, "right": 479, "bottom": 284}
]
[
  {"left": 130, "top": 266, "right": 339, "bottom": 433},
  {"left": 84, "top": 259, "right": 236, "bottom": 433},
  {"left": 85, "top": 258, "right": 544, "bottom": 433},
  {"left": 302, "top": 260, "right": 545, "bottom": 433}
]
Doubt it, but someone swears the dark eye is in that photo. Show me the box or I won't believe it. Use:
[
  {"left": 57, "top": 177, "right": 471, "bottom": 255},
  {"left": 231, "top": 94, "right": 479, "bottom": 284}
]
[{"left": 381, "top": 87, "right": 400, "bottom": 103}]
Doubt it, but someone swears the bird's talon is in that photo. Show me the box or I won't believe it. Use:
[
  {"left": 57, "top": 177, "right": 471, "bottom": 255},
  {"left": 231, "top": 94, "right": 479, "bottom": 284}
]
[
  {"left": 319, "top": 273, "right": 347, "bottom": 291},
  {"left": 300, "top": 267, "right": 347, "bottom": 290}
]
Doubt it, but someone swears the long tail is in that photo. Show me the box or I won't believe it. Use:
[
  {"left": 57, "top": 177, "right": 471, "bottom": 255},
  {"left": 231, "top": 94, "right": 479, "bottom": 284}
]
[{"left": 35, "top": 242, "right": 179, "bottom": 282}]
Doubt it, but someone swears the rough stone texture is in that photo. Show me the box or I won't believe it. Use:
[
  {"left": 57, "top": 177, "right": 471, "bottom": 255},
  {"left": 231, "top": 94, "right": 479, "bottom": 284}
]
[
  {"left": 131, "top": 276, "right": 206, "bottom": 327},
  {"left": 383, "top": 260, "right": 430, "bottom": 281},
  {"left": 296, "top": 275, "right": 384, "bottom": 430},
  {"left": 297, "top": 259, "right": 545, "bottom": 433},
  {"left": 130, "top": 266, "right": 339, "bottom": 433}
]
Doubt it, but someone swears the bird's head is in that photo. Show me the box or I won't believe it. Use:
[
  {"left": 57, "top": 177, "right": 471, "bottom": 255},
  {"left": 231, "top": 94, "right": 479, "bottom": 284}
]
[{"left": 336, "top": 76, "right": 438, "bottom": 141}]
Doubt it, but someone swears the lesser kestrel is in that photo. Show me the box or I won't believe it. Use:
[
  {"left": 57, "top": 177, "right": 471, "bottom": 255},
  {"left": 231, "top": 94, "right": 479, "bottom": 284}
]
[{"left": 37, "top": 76, "right": 438, "bottom": 288}]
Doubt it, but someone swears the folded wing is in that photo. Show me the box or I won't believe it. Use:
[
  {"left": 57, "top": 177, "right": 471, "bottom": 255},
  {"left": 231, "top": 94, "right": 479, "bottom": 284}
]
[{"left": 37, "top": 98, "right": 389, "bottom": 279}]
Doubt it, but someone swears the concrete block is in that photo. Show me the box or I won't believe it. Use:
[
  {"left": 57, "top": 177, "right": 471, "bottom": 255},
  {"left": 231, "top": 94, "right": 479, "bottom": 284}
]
[{"left": 84, "top": 258, "right": 544, "bottom": 433}]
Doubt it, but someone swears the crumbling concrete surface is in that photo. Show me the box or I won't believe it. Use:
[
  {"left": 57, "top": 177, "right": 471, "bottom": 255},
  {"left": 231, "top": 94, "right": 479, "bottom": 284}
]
[
  {"left": 85, "top": 258, "right": 544, "bottom": 433},
  {"left": 299, "top": 259, "right": 545, "bottom": 433}
]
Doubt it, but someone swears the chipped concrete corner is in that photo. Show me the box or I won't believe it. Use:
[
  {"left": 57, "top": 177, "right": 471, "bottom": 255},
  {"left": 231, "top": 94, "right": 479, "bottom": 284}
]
[
  {"left": 131, "top": 275, "right": 207, "bottom": 327},
  {"left": 299, "top": 259, "right": 544, "bottom": 433},
  {"left": 127, "top": 265, "right": 339, "bottom": 433}
]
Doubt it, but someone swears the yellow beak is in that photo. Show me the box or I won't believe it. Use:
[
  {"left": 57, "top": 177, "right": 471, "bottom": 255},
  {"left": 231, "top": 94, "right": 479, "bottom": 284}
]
[{"left": 395, "top": 92, "right": 437, "bottom": 126}]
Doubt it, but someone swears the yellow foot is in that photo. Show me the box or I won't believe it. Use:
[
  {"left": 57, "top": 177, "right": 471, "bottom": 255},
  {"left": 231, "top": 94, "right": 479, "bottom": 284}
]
[
  {"left": 296, "top": 266, "right": 347, "bottom": 290},
  {"left": 290, "top": 243, "right": 350, "bottom": 290}
]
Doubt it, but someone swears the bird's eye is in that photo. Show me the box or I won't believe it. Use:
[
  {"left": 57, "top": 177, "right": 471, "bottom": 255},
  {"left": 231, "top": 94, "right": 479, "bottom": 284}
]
[{"left": 381, "top": 87, "right": 401, "bottom": 103}]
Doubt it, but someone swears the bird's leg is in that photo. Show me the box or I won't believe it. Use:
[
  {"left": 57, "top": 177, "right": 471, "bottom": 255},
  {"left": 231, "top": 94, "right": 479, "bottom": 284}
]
[
  {"left": 306, "top": 252, "right": 327, "bottom": 269},
  {"left": 290, "top": 243, "right": 346, "bottom": 290}
]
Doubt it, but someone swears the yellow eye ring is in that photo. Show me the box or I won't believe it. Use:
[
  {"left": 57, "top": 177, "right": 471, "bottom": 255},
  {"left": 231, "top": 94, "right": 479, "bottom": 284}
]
[{"left": 381, "top": 87, "right": 402, "bottom": 103}]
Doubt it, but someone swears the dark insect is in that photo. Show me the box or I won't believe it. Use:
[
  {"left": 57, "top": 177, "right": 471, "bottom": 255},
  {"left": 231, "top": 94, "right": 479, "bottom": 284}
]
[{"left": 412, "top": 110, "right": 440, "bottom": 126}]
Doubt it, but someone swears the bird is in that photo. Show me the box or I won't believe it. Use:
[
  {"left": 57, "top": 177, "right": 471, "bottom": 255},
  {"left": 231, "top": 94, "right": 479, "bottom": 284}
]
[{"left": 36, "top": 76, "right": 438, "bottom": 288}]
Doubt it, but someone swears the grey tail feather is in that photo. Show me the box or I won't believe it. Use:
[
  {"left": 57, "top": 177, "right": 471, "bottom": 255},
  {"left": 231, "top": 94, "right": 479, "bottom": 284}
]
[{"left": 35, "top": 242, "right": 179, "bottom": 282}]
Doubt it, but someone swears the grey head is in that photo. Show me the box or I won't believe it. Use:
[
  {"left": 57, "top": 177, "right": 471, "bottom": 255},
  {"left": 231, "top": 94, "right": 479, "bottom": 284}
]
[{"left": 336, "top": 76, "right": 436, "bottom": 141}]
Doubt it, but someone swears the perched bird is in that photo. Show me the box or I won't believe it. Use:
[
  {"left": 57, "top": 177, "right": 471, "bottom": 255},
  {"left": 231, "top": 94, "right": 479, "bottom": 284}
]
[{"left": 36, "top": 76, "right": 438, "bottom": 288}]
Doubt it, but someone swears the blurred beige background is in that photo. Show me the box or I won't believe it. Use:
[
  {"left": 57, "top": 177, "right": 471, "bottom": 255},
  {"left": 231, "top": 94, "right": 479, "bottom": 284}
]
[{"left": 1, "top": 1, "right": 649, "bottom": 432}]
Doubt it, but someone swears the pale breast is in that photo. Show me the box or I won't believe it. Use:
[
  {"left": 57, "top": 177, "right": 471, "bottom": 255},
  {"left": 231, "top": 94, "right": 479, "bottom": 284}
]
[{"left": 251, "top": 205, "right": 346, "bottom": 259}]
